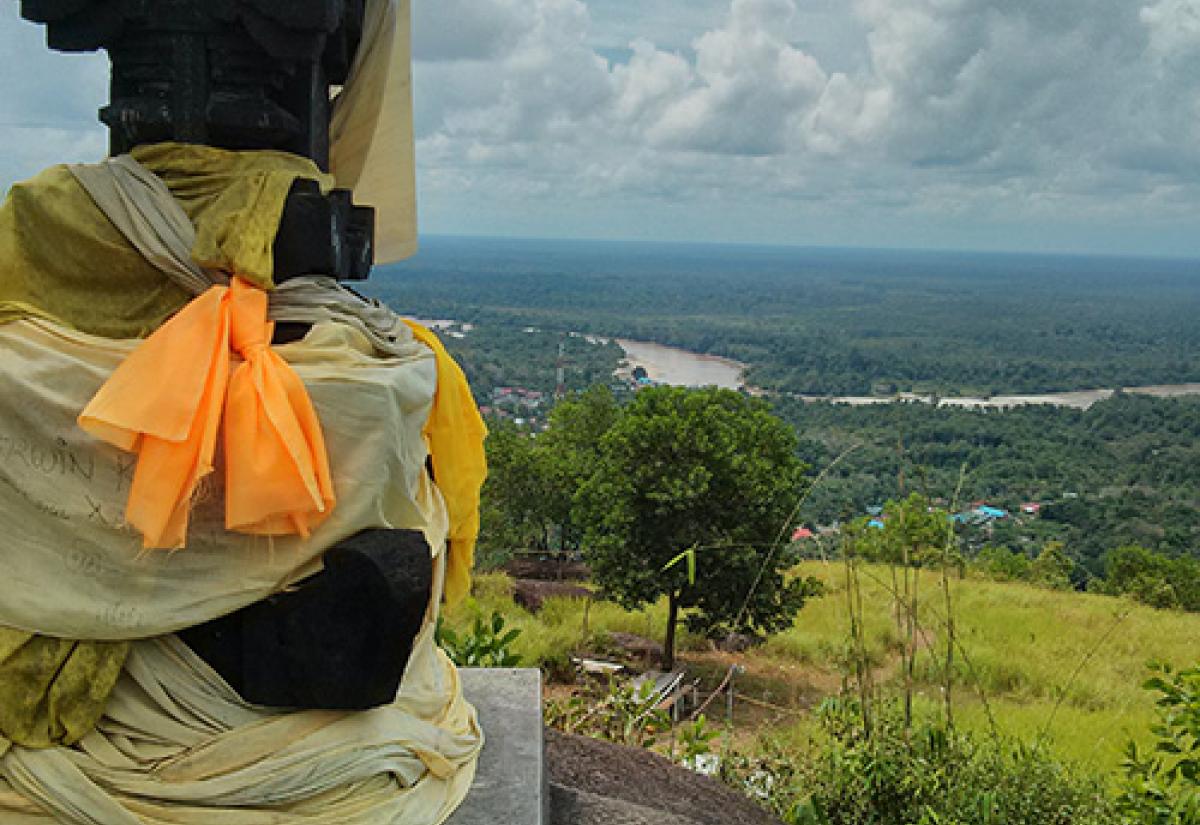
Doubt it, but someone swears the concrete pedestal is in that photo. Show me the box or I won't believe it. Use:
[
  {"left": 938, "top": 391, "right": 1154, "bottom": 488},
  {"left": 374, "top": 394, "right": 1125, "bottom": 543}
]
[{"left": 448, "top": 668, "right": 546, "bottom": 825}]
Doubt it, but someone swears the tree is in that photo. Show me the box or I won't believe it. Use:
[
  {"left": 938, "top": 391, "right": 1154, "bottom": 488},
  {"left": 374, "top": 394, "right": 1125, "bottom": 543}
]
[
  {"left": 537, "top": 386, "right": 621, "bottom": 554},
  {"left": 477, "top": 420, "right": 553, "bottom": 565},
  {"left": 478, "top": 387, "right": 621, "bottom": 563},
  {"left": 575, "top": 386, "right": 814, "bottom": 668},
  {"left": 1029, "top": 541, "right": 1074, "bottom": 590}
]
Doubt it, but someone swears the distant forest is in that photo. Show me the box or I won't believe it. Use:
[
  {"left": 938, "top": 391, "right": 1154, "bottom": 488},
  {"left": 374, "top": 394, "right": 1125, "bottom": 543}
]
[
  {"left": 367, "top": 236, "right": 1200, "bottom": 396},
  {"left": 774, "top": 393, "right": 1200, "bottom": 576},
  {"left": 364, "top": 237, "right": 1200, "bottom": 573}
]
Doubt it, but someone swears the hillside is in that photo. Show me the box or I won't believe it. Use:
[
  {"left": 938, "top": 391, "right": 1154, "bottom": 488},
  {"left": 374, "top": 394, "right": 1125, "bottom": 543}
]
[{"left": 448, "top": 564, "right": 1200, "bottom": 773}]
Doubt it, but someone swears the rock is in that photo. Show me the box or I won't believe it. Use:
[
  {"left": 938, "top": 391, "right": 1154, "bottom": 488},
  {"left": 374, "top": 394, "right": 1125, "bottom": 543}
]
[
  {"left": 550, "top": 783, "right": 699, "bottom": 825},
  {"left": 607, "top": 632, "right": 664, "bottom": 661},
  {"left": 545, "top": 729, "right": 781, "bottom": 825},
  {"left": 715, "top": 632, "right": 762, "bottom": 653},
  {"left": 513, "top": 579, "right": 593, "bottom": 613},
  {"left": 449, "top": 669, "right": 546, "bottom": 825},
  {"left": 505, "top": 558, "right": 591, "bottom": 582}
]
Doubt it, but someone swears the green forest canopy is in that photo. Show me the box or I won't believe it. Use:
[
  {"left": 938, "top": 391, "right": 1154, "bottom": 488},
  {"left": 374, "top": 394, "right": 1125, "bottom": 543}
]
[{"left": 368, "top": 237, "right": 1200, "bottom": 396}]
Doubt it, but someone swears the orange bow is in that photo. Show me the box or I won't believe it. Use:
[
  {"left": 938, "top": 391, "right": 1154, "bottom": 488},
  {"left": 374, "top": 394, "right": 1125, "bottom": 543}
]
[{"left": 79, "top": 278, "right": 335, "bottom": 549}]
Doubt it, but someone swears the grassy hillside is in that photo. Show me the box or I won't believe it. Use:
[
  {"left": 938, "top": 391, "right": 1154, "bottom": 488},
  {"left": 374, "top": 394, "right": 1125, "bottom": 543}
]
[
  {"left": 768, "top": 562, "right": 1200, "bottom": 769},
  {"left": 447, "top": 563, "right": 1200, "bottom": 772}
]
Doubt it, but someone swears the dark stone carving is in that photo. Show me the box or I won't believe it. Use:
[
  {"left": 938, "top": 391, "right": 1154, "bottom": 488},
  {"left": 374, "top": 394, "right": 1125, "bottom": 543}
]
[
  {"left": 20, "top": 0, "right": 364, "bottom": 165},
  {"left": 21, "top": 0, "right": 376, "bottom": 285},
  {"left": 179, "top": 529, "right": 433, "bottom": 710},
  {"left": 273, "top": 178, "right": 374, "bottom": 283}
]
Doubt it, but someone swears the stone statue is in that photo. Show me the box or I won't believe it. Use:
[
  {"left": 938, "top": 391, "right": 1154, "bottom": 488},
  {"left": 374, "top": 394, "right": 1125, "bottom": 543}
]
[{"left": 20, "top": 0, "right": 432, "bottom": 711}]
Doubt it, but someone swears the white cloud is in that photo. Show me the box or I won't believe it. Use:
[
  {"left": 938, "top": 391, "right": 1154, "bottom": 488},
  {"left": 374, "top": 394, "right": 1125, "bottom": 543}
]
[
  {"left": 2, "top": 0, "right": 1199, "bottom": 254},
  {"left": 411, "top": 0, "right": 527, "bottom": 61},
  {"left": 641, "top": 0, "right": 828, "bottom": 154},
  {"left": 404, "top": 0, "right": 1200, "bottom": 253},
  {"left": 1141, "top": 0, "right": 1200, "bottom": 61}
]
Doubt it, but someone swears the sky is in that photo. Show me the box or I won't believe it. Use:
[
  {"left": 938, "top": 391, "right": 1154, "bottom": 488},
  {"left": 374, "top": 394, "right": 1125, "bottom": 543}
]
[{"left": 2, "top": 0, "right": 1199, "bottom": 257}]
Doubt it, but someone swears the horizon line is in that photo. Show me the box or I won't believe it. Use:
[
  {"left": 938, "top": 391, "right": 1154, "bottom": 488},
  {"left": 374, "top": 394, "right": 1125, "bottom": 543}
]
[{"left": 412, "top": 232, "right": 1200, "bottom": 265}]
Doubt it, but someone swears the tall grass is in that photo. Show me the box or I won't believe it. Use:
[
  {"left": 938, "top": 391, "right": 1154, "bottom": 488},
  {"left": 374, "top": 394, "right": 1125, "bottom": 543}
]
[
  {"left": 764, "top": 561, "right": 1200, "bottom": 768},
  {"left": 448, "top": 564, "right": 1200, "bottom": 771}
]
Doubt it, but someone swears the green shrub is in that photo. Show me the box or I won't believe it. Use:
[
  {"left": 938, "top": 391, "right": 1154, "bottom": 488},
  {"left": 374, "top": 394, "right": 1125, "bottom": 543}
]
[
  {"left": 721, "top": 698, "right": 1119, "bottom": 825},
  {"left": 545, "top": 677, "right": 671, "bottom": 749},
  {"left": 1118, "top": 663, "right": 1200, "bottom": 824},
  {"left": 436, "top": 611, "right": 522, "bottom": 667}
]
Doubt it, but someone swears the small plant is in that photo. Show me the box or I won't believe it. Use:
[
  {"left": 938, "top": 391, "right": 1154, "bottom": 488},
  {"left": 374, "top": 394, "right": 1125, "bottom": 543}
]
[
  {"left": 437, "top": 611, "right": 522, "bottom": 667},
  {"left": 1118, "top": 662, "right": 1200, "bottom": 824},
  {"left": 676, "top": 713, "right": 720, "bottom": 768},
  {"left": 544, "top": 677, "right": 671, "bottom": 749}
]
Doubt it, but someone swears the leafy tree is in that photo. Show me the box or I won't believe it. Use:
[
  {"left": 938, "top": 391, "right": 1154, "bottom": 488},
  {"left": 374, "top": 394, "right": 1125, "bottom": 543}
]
[
  {"left": 1029, "top": 541, "right": 1074, "bottom": 590},
  {"left": 477, "top": 420, "right": 554, "bottom": 564},
  {"left": 976, "top": 545, "right": 1032, "bottom": 581},
  {"left": 1104, "top": 545, "right": 1200, "bottom": 611},
  {"left": 478, "top": 388, "right": 620, "bottom": 563},
  {"left": 536, "top": 386, "right": 620, "bottom": 553},
  {"left": 1119, "top": 663, "right": 1200, "bottom": 824},
  {"left": 575, "top": 386, "right": 814, "bottom": 668}
]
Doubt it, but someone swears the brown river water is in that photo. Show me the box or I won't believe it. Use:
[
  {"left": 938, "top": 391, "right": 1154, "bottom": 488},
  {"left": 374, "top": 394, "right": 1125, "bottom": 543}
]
[{"left": 410, "top": 319, "right": 1200, "bottom": 408}]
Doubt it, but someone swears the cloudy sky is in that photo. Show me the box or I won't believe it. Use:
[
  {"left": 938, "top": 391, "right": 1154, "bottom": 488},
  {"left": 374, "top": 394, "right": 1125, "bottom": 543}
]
[{"left": 2, "top": 0, "right": 1199, "bottom": 256}]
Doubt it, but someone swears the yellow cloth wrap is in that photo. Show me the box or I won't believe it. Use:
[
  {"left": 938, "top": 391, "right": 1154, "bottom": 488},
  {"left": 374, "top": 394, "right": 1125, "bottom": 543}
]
[
  {"left": 0, "top": 164, "right": 189, "bottom": 338},
  {"left": 0, "top": 143, "right": 332, "bottom": 338},
  {"left": 0, "top": 629, "right": 128, "bottom": 749},
  {"left": 133, "top": 143, "right": 333, "bottom": 288},
  {"left": 403, "top": 321, "right": 487, "bottom": 607}
]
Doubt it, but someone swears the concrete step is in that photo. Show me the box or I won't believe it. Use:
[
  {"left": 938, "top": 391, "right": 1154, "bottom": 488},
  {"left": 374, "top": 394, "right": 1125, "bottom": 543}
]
[{"left": 448, "top": 668, "right": 546, "bottom": 825}]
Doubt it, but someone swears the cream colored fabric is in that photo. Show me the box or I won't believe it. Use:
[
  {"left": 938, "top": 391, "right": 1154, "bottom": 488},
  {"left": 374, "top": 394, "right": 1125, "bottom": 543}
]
[
  {"left": 0, "top": 559, "right": 482, "bottom": 824},
  {"left": 0, "top": 317, "right": 438, "bottom": 640},
  {"left": 67, "top": 156, "right": 226, "bottom": 297},
  {"left": 271, "top": 276, "right": 416, "bottom": 357},
  {"left": 331, "top": 0, "right": 418, "bottom": 263},
  {"left": 68, "top": 153, "right": 416, "bottom": 357}
]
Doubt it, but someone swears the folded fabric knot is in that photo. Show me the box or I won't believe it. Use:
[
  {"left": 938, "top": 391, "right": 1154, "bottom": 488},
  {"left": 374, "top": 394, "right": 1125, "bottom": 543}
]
[
  {"left": 229, "top": 287, "right": 271, "bottom": 358},
  {"left": 79, "top": 278, "right": 335, "bottom": 549}
]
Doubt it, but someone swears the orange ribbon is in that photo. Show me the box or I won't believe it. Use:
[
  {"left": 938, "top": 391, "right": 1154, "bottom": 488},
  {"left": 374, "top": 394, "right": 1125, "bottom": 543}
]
[{"left": 79, "top": 278, "right": 335, "bottom": 549}]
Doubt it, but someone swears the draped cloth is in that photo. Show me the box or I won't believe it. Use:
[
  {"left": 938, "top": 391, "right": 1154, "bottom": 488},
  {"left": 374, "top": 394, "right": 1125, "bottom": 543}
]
[
  {"left": 331, "top": 0, "right": 418, "bottom": 263},
  {"left": 0, "top": 634, "right": 127, "bottom": 751},
  {"left": 0, "top": 0, "right": 484, "bottom": 814},
  {"left": 78, "top": 278, "right": 336, "bottom": 549},
  {"left": 0, "top": 318, "right": 438, "bottom": 641},
  {"left": 64, "top": 148, "right": 486, "bottom": 587},
  {"left": 0, "top": 562, "right": 482, "bottom": 825},
  {"left": 403, "top": 323, "right": 487, "bottom": 608},
  {"left": 0, "top": 317, "right": 484, "bottom": 823}
]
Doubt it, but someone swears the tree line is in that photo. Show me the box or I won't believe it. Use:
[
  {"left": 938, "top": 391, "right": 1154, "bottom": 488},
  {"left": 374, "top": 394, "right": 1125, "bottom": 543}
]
[{"left": 368, "top": 239, "right": 1200, "bottom": 396}]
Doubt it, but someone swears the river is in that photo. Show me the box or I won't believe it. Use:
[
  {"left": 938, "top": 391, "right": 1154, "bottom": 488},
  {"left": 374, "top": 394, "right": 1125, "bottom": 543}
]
[
  {"left": 613, "top": 345, "right": 1200, "bottom": 409},
  {"left": 408, "top": 318, "right": 1200, "bottom": 408},
  {"left": 795, "top": 384, "right": 1200, "bottom": 410},
  {"left": 614, "top": 338, "right": 746, "bottom": 390}
]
